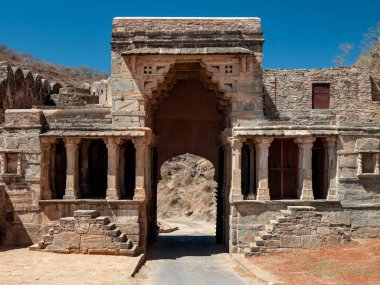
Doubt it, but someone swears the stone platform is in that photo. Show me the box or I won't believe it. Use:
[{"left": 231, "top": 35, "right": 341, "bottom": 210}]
[{"left": 30, "top": 210, "right": 138, "bottom": 256}]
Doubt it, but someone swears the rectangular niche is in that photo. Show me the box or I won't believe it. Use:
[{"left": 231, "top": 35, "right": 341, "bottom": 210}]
[{"left": 0, "top": 150, "right": 22, "bottom": 177}]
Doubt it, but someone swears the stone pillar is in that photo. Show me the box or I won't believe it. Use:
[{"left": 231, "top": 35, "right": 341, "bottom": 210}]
[
  {"left": 133, "top": 138, "right": 146, "bottom": 201},
  {"left": 40, "top": 137, "right": 56, "bottom": 200},
  {"left": 16, "top": 153, "right": 21, "bottom": 175},
  {"left": 64, "top": 137, "right": 81, "bottom": 200},
  {"left": 104, "top": 137, "right": 122, "bottom": 200},
  {"left": 229, "top": 137, "right": 243, "bottom": 202},
  {"left": 324, "top": 137, "right": 338, "bottom": 200},
  {"left": 247, "top": 142, "right": 256, "bottom": 200},
  {"left": 357, "top": 153, "right": 363, "bottom": 175},
  {"left": 255, "top": 137, "right": 273, "bottom": 201},
  {"left": 295, "top": 137, "right": 316, "bottom": 201},
  {"left": 0, "top": 152, "right": 6, "bottom": 174},
  {"left": 375, "top": 153, "right": 380, "bottom": 174},
  {"left": 79, "top": 141, "right": 90, "bottom": 197}
]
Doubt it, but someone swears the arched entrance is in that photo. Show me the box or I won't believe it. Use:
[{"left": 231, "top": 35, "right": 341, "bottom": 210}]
[{"left": 148, "top": 63, "right": 229, "bottom": 245}]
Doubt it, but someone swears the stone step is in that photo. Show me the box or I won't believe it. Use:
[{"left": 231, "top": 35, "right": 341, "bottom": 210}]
[
  {"left": 287, "top": 206, "right": 316, "bottom": 212},
  {"left": 249, "top": 242, "right": 261, "bottom": 252},
  {"left": 74, "top": 210, "right": 100, "bottom": 219},
  {"left": 115, "top": 233, "right": 128, "bottom": 242},
  {"left": 280, "top": 209, "right": 292, "bottom": 217},
  {"left": 244, "top": 247, "right": 260, "bottom": 257},
  {"left": 269, "top": 219, "right": 279, "bottom": 225},
  {"left": 42, "top": 234, "right": 53, "bottom": 244},
  {"left": 120, "top": 239, "right": 133, "bottom": 249},
  {"left": 265, "top": 225, "right": 273, "bottom": 233},
  {"left": 105, "top": 228, "right": 121, "bottom": 237},
  {"left": 259, "top": 231, "right": 271, "bottom": 240},
  {"left": 59, "top": 217, "right": 75, "bottom": 226},
  {"left": 276, "top": 216, "right": 289, "bottom": 223},
  {"left": 95, "top": 216, "right": 110, "bottom": 225},
  {"left": 254, "top": 236, "right": 265, "bottom": 246},
  {"left": 104, "top": 222, "right": 116, "bottom": 230}
]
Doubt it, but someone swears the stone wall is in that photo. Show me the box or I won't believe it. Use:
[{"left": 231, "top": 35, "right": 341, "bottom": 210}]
[
  {"left": 0, "top": 185, "right": 5, "bottom": 244},
  {"left": 263, "top": 67, "right": 380, "bottom": 128},
  {"left": 0, "top": 109, "right": 44, "bottom": 245},
  {"left": 51, "top": 85, "right": 99, "bottom": 106},
  {"left": 236, "top": 202, "right": 380, "bottom": 254}
]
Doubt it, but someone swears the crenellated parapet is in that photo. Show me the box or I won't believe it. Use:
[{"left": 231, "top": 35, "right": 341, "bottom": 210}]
[{"left": 0, "top": 64, "right": 62, "bottom": 120}]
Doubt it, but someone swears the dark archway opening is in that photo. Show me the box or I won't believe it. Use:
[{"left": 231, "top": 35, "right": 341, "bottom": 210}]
[
  {"left": 53, "top": 139, "right": 66, "bottom": 199},
  {"left": 148, "top": 65, "right": 228, "bottom": 247},
  {"left": 86, "top": 140, "right": 107, "bottom": 198},
  {"left": 122, "top": 140, "right": 136, "bottom": 199},
  {"left": 313, "top": 138, "right": 327, "bottom": 199}
]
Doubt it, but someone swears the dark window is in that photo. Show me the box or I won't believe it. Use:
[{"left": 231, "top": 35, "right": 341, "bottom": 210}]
[{"left": 312, "top": 83, "right": 330, "bottom": 109}]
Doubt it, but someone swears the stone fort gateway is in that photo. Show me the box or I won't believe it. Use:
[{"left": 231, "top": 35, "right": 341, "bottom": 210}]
[{"left": 0, "top": 17, "right": 379, "bottom": 256}]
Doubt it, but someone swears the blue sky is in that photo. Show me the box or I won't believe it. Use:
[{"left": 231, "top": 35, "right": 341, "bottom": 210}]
[{"left": 0, "top": 0, "right": 379, "bottom": 73}]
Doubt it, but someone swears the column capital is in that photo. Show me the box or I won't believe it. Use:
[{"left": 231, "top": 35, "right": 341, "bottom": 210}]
[
  {"left": 103, "top": 137, "right": 123, "bottom": 147},
  {"left": 132, "top": 137, "right": 146, "bottom": 149},
  {"left": 294, "top": 136, "right": 316, "bottom": 146},
  {"left": 255, "top": 137, "right": 273, "bottom": 147},
  {"left": 227, "top": 137, "right": 243, "bottom": 148},
  {"left": 323, "top": 136, "right": 337, "bottom": 147},
  {"left": 64, "top": 137, "right": 81, "bottom": 146}
]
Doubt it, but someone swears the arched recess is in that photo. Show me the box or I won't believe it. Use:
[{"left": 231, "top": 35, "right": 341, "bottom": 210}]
[{"left": 147, "top": 62, "right": 230, "bottom": 245}]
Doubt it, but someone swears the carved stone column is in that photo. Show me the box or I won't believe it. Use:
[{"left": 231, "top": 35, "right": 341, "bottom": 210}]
[
  {"left": 295, "top": 137, "right": 316, "bottom": 200},
  {"left": 375, "top": 153, "right": 380, "bottom": 174},
  {"left": 229, "top": 137, "right": 243, "bottom": 202},
  {"left": 255, "top": 137, "right": 273, "bottom": 201},
  {"left": 324, "top": 137, "right": 338, "bottom": 200},
  {"left": 0, "top": 153, "right": 6, "bottom": 174},
  {"left": 40, "top": 137, "right": 57, "bottom": 200},
  {"left": 104, "top": 137, "right": 122, "bottom": 200},
  {"left": 79, "top": 141, "right": 90, "bottom": 197},
  {"left": 133, "top": 138, "right": 146, "bottom": 201},
  {"left": 63, "top": 137, "right": 81, "bottom": 199},
  {"left": 357, "top": 153, "right": 363, "bottom": 175},
  {"left": 247, "top": 142, "right": 256, "bottom": 200}
]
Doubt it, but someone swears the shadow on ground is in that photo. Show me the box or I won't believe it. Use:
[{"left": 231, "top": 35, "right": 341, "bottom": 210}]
[{"left": 147, "top": 234, "right": 226, "bottom": 260}]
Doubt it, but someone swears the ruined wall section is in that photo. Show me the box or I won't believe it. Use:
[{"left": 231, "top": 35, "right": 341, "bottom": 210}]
[
  {"left": 0, "top": 65, "right": 59, "bottom": 120},
  {"left": 0, "top": 109, "right": 46, "bottom": 245},
  {"left": 110, "top": 17, "right": 264, "bottom": 129}
]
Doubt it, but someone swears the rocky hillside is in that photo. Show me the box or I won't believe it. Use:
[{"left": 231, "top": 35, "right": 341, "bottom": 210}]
[
  {"left": 157, "top": 153, "right": 217, "bottom": 223},
  {"left": 0, "top": 44, "right": 108, "bottom": 86}
]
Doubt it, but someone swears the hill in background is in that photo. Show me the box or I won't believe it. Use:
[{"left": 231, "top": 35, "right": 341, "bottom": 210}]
[{"left": 0, "top": 44, "right": 108, "bottom": 86}]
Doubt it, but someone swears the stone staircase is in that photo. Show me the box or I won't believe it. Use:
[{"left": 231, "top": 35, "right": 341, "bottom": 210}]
[
  {"left": 31, "top": 210, "right": 138, "bottom": 256},
  {"left": 244, "top": 206, "right": 352, "bottom": 257}
]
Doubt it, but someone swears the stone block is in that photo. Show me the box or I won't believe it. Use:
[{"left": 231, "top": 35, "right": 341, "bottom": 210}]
[
  {"left": 301, "top": 235, "right": 322, "bottom": 249},
  {"left": 317, "top": 227, "right": 331, "bottom": 235},
  {"left": 280, "top": 235, "right": 301, "bottom": 248},
  {"left": 74, "top": 210, "right": 100, "bottom": 219},
  {"left": 326, "top": 235, "right": 343, "bottom": 245},
  {"left": 51, "top": 232, "right": 80, "bottom": 250},
  {"left": 321, "top": 212, "right": 351, "bottom": 226},
  {"left": 81, "top": 235, "right": 105, "bottom": 249}
]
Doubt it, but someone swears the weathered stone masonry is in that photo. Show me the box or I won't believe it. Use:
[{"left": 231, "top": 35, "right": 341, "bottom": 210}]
[{"left": 0, "top": 18, "right": 379, "bottom": 256}]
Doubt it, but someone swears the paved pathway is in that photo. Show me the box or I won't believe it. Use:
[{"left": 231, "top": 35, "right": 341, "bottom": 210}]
[
  {"left": 0, "top": 247, "right": 140, "bottom": 285},
  {"left": 140, "top": 218, "right": 255, "bottom": 285}
]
